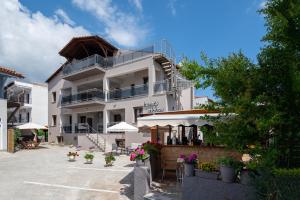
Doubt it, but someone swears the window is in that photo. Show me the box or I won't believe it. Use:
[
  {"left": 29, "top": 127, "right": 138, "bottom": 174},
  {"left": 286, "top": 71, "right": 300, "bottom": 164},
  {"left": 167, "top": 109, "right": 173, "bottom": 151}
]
[
  {"left": 26, "top": 112, "right": 30, "bottom": 122},
  {"left": 52, "top": 115, "right": 57, "bottom": 126},
  {"left": 143, "top": 77, "right": 148, "bottom": 85},
  {"left": 134, "top": 107, "right": 143, "bottom": 123},
  {"left": 19, "top": 114, "right": 22, "bottom": 123},
  {"left": 52, "top": 92, "right": 57, "bottom": 103},
  {"left": 26, "top": 93, "right": 30, "bottom": 104},
  {"left": 114, "top": 114, "right": 122, "bottom": 122}
]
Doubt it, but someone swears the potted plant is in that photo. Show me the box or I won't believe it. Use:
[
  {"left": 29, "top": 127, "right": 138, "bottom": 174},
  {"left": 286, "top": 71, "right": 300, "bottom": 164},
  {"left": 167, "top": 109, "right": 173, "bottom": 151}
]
[
  {"left": 105, "top": 153, "right": 115, "bottom": 166},
  {"left": 67, "top": 152, "right": 79, "bottom": 162},
  {"left": 195, "top": 162, "right": 219, "bottom": 180},
  {"left": 130, "top": 147, "right": 149, "bottom": 166},
  {"left": 218, "top": 156, "right": 243, "bottom": 183},
  {"left": 180, "top": 153, "right": 198, "bottom": 177},
  {"left": 240, "top": 159, "right": 258, "bottom": 185},
  {"left": 84, "top": 153, "right": 94, "bottom": 164}
]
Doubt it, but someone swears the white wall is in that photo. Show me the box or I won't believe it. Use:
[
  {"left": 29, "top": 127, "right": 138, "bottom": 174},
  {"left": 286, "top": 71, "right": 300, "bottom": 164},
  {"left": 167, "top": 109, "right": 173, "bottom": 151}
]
[
  {"left": 31, "top": 84, "right": 48, "bottom": 126},
  {"left": 0, "top": 99, "right": 7, "bottom": 150}
]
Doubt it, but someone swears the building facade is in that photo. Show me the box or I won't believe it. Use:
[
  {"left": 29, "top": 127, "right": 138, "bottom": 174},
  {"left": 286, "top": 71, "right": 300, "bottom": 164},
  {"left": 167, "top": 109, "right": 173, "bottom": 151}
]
[
  {"left": 5, "top": 81, "right": 48, "bottom": 127},
  {"left": 193, "top": 96, "right": 214, "bottom": 108},
  {"left": 0, "top": 66, "right": 24, "bottom": 150},
  {"left": 46, "top": 36, "right": 193, "bottom": 148}
]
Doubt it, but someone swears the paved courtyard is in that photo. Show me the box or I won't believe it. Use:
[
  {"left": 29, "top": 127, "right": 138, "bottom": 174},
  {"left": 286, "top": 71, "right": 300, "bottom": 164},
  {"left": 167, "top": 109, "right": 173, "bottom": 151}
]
[{"left": 0, "top": 144, "right": 134, "bottom": 200}]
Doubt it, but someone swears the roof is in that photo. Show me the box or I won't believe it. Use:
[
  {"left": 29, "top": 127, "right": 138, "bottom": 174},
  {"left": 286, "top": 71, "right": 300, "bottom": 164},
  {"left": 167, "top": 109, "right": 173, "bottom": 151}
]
[
  {"left": 59, "top": 35, "right": 118, "bottom": 59},
  {"left": 0, "top": 66, "right": 24, "bottom": 78},
  {"left": 107, "top": 122, "right": 138, "bottom": 132},
  {"left": 137, "top": 113, "right": 218, "bottom": 127},
  {"left": 141, "top": 109, "right": 220, "bottom": 117}
]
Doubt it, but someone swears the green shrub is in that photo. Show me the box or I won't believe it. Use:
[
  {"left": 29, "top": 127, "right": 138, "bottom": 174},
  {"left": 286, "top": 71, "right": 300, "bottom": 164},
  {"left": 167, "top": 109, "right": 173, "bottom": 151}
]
[
  {"left": 199, "top": 162, "right": 216, "bottom": 172},
  {"left": 14, "top": 129, "right": 21, "bottom": 147},
  {"left": 105, "top": 153, "right": 115, "bottom": 165},
  {"left": 217, "top": 156, "right": 243, "bottom": 169},
  {"left": 84, "top": 153, "right": 94, "bottom": 160},
  {"left": 253, "top": 168, "right": 300, "bottom": 200}
]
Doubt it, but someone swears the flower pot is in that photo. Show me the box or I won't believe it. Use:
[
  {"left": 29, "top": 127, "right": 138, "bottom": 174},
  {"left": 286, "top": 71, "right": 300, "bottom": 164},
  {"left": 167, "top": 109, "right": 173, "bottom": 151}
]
[
  {"left": 184, "top": 163, "right": 195, "bottom": 177},
  {"left": 195, "top": 169, "right": 219, "bottom": 180},
  {"left": 85, "top": 159, "right": 93, "bottom": 164},
  {"left": 220, "top": 165, "right": 236, "bottom": 183},
  {"left": 136, "top": 160, "right": 145, "bottom": 166},
  {"left": 68, "top": 155, "right": 76, "bottom": 162},
  {"left": 240, "top": 170, "right": 251, "bottom": 185}
]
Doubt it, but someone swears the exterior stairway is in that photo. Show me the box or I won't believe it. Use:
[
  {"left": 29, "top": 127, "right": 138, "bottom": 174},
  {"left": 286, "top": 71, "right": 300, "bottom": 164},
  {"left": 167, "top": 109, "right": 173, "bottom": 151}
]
[
  {"left": 84, "top": 124, "right": 106, "bottom": 151},
  {"left": 86, "top": 133, "right": 106, "bottom": 152}
]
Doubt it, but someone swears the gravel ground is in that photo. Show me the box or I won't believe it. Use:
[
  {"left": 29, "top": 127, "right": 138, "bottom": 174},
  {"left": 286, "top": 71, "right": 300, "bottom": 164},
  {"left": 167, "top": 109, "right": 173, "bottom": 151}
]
[{"left": 0, "top": 144, "right": 134, "bottom": 200}]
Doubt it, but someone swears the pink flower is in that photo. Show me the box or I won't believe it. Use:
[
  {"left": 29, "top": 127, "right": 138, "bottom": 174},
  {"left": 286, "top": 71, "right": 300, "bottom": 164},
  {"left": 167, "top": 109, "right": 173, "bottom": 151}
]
[
  {"left": 130, "top": 153, "right": 137, "bottom": 161},
  {"left": 140, "top": 149, "right": 145, "bottom": 155}
]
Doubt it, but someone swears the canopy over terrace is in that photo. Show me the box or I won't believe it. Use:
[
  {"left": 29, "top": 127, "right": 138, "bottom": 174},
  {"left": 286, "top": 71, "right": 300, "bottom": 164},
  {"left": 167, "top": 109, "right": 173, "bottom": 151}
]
[{"left": 137, "top": 110, "right": 220, "bottom": 145}]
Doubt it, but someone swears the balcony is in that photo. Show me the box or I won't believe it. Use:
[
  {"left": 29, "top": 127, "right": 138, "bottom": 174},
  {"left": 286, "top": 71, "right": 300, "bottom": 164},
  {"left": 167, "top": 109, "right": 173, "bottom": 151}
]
[
  {"left": 154, "top": 80, "right": 171, "bottom": 94},
  {"left": 107, "top": 84, "right": 148, "bottom": 101},
  {"left": 62, "top": 54, "right": 109, "bottom": 81},
  {"left": 61, "top": 89, "right": 105, "bottom": 108}
]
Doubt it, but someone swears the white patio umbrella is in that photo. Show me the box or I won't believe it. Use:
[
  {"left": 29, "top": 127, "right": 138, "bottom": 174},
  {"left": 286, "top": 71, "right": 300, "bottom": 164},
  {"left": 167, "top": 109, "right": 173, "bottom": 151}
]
[
  {"left": 107, "top": 122, "right": 138, "bottom": 132},
  {"left": 16, "top": 123, "right": 47, "bottom": 130}
]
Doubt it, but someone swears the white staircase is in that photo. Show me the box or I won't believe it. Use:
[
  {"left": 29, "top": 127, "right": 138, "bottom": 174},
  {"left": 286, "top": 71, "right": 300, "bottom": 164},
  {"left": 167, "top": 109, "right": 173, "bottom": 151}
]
[{"left": 86, "top": 133, "right": 106, "bottom": 152}]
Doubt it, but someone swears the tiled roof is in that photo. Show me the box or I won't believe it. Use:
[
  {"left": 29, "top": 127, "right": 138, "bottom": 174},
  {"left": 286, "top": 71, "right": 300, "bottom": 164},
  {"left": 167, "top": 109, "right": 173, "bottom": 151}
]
[{"left": 0, "top": 66, "right": 24, "bottom": 78}]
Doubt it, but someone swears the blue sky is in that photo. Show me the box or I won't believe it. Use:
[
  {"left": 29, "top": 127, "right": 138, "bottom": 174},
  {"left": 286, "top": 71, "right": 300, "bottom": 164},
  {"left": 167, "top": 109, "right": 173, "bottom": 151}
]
[{"left": 1, "top": 0, "right": 266, "bottom": 99}]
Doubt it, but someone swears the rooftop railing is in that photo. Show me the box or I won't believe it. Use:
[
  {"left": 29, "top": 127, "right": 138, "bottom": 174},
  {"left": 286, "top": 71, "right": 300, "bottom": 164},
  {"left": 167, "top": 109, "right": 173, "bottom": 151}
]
[{"left": 62, "top": 39, "right": 175, "bottom": 76}]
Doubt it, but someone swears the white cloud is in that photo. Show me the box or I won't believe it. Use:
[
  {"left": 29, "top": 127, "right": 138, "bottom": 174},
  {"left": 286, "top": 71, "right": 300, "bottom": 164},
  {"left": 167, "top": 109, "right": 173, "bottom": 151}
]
[
  {"left": 129, "top": 0, "right": 143, "bottom": 12},
  {"left": 54, "top": 9, "right": 75, "bottom": 26},
  {"left": 72, "top": 0, "right": 148, "bottom": 47},
  {"left": 0, "top": 0, "right": 90, "bottom": 82},
  {"left": 259, "top": 1, "right": 267, "bottom": 9},
  {"left": 168, "top": 0, "right": 177, "bottom": 16}
]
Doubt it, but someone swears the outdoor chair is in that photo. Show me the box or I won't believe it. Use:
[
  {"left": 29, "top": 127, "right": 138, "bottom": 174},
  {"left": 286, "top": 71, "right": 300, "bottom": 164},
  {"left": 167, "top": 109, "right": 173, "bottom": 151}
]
[
  {"left": 111, "top": 143, "right": 121, "bottom": 155},
  {"left": 161, "top": 158, "right": 177, "bottom": 181}
]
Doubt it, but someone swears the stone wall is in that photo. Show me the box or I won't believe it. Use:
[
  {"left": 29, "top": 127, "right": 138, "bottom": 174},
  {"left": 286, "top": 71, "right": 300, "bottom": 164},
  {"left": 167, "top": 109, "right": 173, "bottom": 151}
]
[{"left": 161, "top": 146, "right": 241, "bottom": 170}]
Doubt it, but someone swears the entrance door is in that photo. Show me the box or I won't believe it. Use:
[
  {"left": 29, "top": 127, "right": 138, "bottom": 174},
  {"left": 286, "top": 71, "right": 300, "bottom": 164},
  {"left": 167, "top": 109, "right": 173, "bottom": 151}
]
[{"left": 87, "top": 118, "right": 93, "bottom": 132}]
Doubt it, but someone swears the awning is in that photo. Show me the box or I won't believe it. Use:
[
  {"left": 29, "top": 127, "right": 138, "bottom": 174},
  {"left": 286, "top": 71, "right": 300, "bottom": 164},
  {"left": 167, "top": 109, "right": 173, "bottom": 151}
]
[
  {"left": 107, "top": 122, "right": 138, "bottom": 132},
  {"left": 16, "top": 123, "right": 48, "bottom": 130},
  {"left": 137, "top": 113, "right": 219, "bottom": 127}
]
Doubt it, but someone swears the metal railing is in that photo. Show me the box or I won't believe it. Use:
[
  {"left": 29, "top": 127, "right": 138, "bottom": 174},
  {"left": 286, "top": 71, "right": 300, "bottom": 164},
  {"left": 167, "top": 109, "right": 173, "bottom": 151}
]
[
  {"left": 107, "top": 84, "right": 148, "bottom": 100},
  {"left": 62, "top": 39, "right": 175, "bottom": 76},
  {"left": 154, "top": 80, "right": 171, "bottom": 93},
  {"left": 62, "top": 125, "right": 72, "bottom": 134},
  {"left": 61, "top": 89, "right": 105, "bottom": 106}
]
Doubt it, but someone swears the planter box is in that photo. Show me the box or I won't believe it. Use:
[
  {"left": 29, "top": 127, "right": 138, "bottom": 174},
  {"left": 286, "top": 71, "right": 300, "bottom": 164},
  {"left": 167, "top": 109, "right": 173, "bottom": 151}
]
[{"left": 195, "top": 169, "right": 219, "bottom": 180}]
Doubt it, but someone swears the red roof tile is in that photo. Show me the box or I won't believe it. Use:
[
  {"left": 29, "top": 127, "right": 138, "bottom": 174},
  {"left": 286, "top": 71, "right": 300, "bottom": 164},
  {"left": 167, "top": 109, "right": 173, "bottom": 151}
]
[{"left": 0, "top": 66, "right": 24, "bottom": 78}]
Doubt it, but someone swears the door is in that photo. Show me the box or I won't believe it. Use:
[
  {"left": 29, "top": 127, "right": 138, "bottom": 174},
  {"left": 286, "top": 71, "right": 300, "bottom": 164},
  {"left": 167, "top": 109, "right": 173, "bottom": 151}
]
[{"left": 87, "top": 118, "right": 93, "bottom": 132}]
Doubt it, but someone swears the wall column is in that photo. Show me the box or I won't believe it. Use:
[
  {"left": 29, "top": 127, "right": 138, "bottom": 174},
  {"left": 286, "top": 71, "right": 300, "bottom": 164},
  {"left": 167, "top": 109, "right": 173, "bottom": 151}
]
[
  {"left": 103, "top": 77, "right": 109, "bottom": 102},
  {"left": 148, "top": 63, "right": 156, "bottom": 97},
  {"left": 103, "top": 110, "right": 108, "bottom": 134}
]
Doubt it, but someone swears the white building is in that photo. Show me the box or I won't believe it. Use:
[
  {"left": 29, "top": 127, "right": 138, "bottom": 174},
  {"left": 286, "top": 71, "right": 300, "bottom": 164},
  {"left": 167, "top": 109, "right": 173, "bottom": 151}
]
[
  {"left": 193, "top": 96, "right": 214, "bottom": 108},
  {"left": 0, "top": 66, "right": 24, "bottom": 150},
  {"left": 5, "top": 81, "right": 48, "bottom": 127},
  {"left": 46, "top": 36, "right": 194, "bottom": 150}
]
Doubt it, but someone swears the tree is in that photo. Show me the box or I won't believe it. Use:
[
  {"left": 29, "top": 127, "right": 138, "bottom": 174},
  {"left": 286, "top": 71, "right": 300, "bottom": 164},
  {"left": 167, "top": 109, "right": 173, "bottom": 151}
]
[{"left": 180, "top": 0, "right": 300, "bottom": 168}]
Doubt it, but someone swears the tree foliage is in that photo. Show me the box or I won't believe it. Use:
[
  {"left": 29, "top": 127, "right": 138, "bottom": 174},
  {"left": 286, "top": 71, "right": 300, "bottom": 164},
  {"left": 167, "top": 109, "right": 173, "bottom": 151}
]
[{"left": 180, "top": 0, "right": 300, "bottom": 168}]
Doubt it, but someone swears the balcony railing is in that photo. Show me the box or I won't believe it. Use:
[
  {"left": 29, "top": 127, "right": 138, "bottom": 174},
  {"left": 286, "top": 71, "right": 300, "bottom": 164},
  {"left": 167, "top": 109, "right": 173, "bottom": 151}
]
[
  {"left": 74, "top": 123, "right": 103, "bottom": 133},
  {"left": 61, "top": 89, "right": 105, "bottom": 106},
  {"left": 62, "top": 125, "right": 72, "bottom": 134},
  {"left": 154, "top": 80, "right": 171, "bottom": 94},
  {"left": 108, "top": 84, "right": 148, "bottom": 100},
  {"left": 62, "top": 54, "right": 110, "bottom": 76}
]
